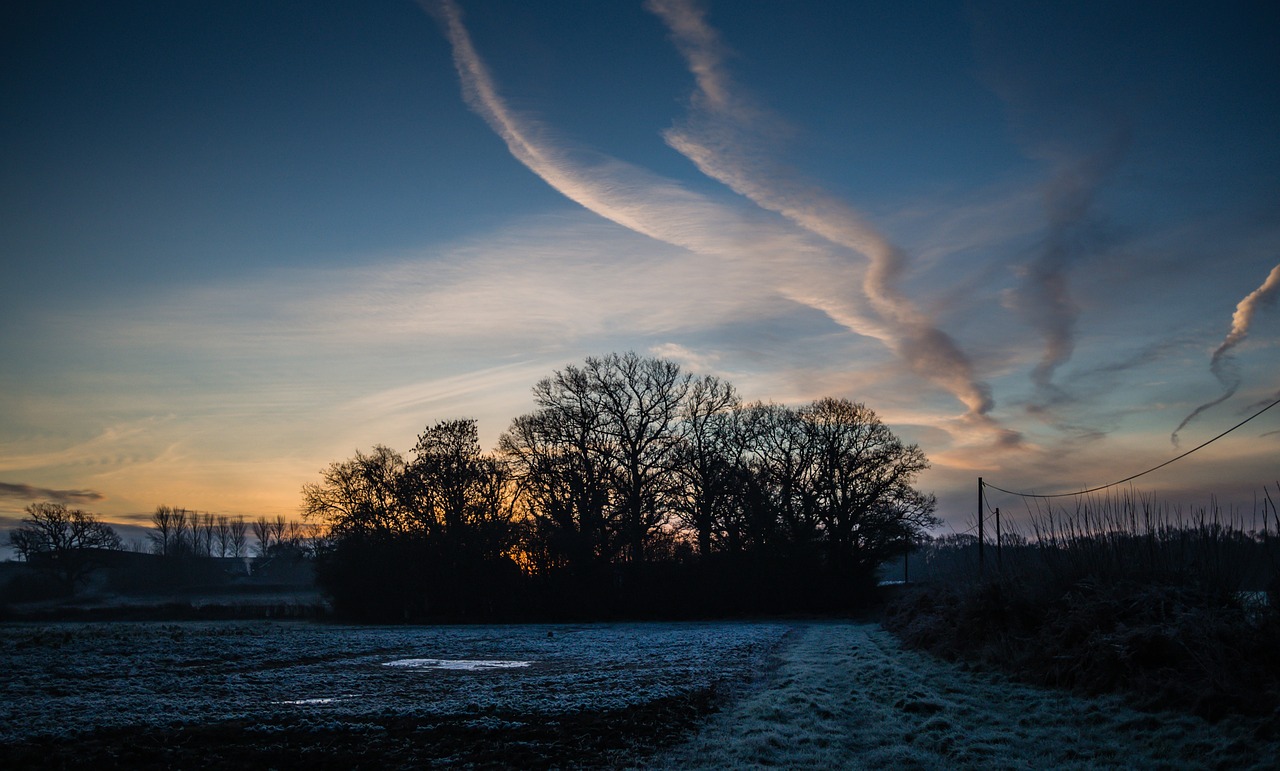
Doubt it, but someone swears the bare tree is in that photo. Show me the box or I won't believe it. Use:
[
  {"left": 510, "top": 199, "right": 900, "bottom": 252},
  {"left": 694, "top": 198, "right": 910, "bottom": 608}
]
[
  {"left": 214, "top": 515, "right": 231, "bottom": 558},
  {"left": 170, "top": 508, "right": 191, "bottom": 557},
  {"left": 799, "top": 397, "right": 938, "bottom": 574},
  {"left": 270, "top": 515, "right": 288, "bottom": 552},
  {"left": 8, "top": 502, "right": 122, "bottom": 592},
  {"left": 228, "top": 516, "right": 248, "bottom": 558},
  {"left": 672, "top": 374, "right": 741, "bottom": 558},
  {"left": 404, "top": 418, "right": 515, "bottom": 561},
  {"left": 252, "top": 516, "right": 272, "bottom": 557},
  {"left": 149, "top": 505, "right": 177, "bottom": 556},
  {"left": 198, "top": 512, "right": 216, "bottom": 558},
  {"left": 500, "top": 376, "right": 617, "bottom": 571},
  {"left": 584, "top": 352, "right": 690, "bottom": 563},
  {"left": 300, "top": 445, "right": 409, "bottom": 537}
]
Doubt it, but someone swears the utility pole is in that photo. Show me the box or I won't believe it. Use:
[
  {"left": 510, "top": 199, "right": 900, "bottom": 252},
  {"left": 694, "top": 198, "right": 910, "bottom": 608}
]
[{"left": 977, "top": 477, "right": 985, "bottom": 576}]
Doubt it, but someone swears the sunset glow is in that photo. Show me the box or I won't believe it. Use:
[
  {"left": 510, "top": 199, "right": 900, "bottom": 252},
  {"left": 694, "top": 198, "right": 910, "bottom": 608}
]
[{"left": 2, "top": 1, "right": 1277, "bottom": 541}]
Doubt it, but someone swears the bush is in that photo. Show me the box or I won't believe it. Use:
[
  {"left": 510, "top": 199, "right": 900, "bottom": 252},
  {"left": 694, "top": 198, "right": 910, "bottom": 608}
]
[{"left": 885, "top": 496, "right": 1280, "bottom": 720}]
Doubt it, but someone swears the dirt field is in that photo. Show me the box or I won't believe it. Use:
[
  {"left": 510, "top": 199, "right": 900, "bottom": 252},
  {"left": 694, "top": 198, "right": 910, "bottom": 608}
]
[{"left": 2, "top": 619, "right": 1275, "bottom": 768}]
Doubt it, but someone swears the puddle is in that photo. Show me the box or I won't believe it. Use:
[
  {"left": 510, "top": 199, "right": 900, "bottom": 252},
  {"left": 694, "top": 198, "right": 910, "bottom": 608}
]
[{"left": 383, "top": 658, "right": 532, "bottom": 671}]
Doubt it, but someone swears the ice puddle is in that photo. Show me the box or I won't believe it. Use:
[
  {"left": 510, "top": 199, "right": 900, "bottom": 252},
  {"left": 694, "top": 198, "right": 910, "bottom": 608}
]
[{"left": 382, "top": 658, "right": 532, "bottom": 670}]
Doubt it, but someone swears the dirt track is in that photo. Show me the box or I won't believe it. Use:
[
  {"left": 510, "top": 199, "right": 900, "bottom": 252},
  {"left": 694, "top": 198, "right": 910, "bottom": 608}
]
[{"left": 651, "top": 621, "right": 1276, "bottom": 770}]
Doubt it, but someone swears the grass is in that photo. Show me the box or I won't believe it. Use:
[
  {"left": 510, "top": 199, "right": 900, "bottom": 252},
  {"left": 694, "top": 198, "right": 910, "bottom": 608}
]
[{"left": 884, "top": 491, "right": 1280, "bottom": 721}]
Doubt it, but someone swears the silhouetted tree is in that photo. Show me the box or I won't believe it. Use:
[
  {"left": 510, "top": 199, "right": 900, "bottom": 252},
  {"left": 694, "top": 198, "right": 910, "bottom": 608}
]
[
  {"left": 671, "top": 374, "right": 741, "bottom": 558},
  {"left": 586, "top": 352, "right": 690, "bottom": 564},
  {"left": 403, "top": 419, "right": 514, "bottom": 560},
  {"left": 8, "top": 502, "right": 122, "bottom": 593},
  {"left": 301, "top": 354, "right": 939, "bottom": 619},
  {"left": 500, "top": 379, "right": 617, "bottom": 572},
  {"left": 149, "top": 505, "right": 178, "bottom": 556},
  {"left": 300, "top": 445, "right": 409, "bottom": 538},
  {"left": 303, "top": 425, "right": 520, "bottom": 620},
  {"left": 228, "top": 515, "right": 248, "bottom": 558},
  {"left": 739, "top": 402, "right": 819, "bottom": 552},
  {"left": 799, "top": 397, "right": 938, "bottom": 578},
  {"left": 252, "top": 516, "right": 272, "bottom": 557}
]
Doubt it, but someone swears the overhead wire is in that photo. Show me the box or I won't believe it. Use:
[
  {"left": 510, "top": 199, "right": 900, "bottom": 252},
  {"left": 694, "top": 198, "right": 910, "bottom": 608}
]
[{"left": 984, "top": 392, "right": 1280, "bottom": 500}]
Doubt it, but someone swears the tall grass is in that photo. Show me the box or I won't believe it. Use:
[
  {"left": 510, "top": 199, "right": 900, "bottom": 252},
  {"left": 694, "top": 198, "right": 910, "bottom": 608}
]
[
  {"left": 896, "top": 489, "right": 1280, "bottom": 596},
  {"left": 884, "top": 491, "right": 1280, "bottom": 720}
]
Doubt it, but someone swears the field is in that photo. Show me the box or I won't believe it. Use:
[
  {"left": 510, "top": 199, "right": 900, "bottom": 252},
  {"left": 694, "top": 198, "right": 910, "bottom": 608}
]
[
  {"left": 0, "top": 620, "right": 786, "bottom": 768},
  {"left": 2, "top": 619, "right": 1278, "bottom": 769}
]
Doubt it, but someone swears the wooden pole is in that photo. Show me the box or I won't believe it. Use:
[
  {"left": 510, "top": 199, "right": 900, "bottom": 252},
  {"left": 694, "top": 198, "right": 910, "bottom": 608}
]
[{"left": 977, "top": 477, "right": 985, "bottom": 576}]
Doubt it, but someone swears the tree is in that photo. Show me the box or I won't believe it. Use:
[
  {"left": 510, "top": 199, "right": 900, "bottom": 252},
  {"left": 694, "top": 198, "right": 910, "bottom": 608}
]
[
  {"left": 8, "top": 502, "right": 122, "bottom": 593},
  {"left": 500, "top": 375, "right": 618, "bottom": 571},
  {"left": 300, "top": 445, "right": 409, "bottom": 538},
  {"left": 252, "top": 516, "right": 272, "bottom": 557},
  {"left": 585, "top": 352, "right": 690, "bottom": 563},
  {"left": 149, "top": 505, "right": 177, "bottom": 556},
  {"left": 799, "top": 397, "right": 938, "bottom": 576},
  {"left": 228, "top": 515, "right": 248, "bottom": 558},
  {"left": 403, "top": 419, "right": 514, "bottom": 561},
  {"left": 500, "top": 352, "right": 690, "bottom": 568},
  {"left": 739, "top": 402, "right": 819, "bottom": 551},
  {"left": 214, "top": 515, "right": 231, "bottom": 558},
  {"left": 671, "top": 374, "right": 741, "bottom": 558},
  {"left": 302, "top": 426, "right": 520, "bottom": 620}
]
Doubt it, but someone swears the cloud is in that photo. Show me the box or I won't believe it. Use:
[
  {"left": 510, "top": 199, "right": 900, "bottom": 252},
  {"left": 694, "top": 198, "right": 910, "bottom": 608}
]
[
  {"left": 1015, "top": 133, "right": 1129, "bottom": 408},
  {"left": 645, "top": 0, "right": 1017, "bottom": 448},
  {"left": 1172, "top": 262, "right": 1280, "bottom": 445},
  {"left": 0, "top": 481, "right": 105, "bottom": 505}
]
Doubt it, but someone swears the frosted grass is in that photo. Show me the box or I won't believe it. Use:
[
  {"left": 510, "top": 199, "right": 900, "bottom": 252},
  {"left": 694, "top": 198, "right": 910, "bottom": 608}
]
[
  {"left": 648, "top": 622, "right": 1279, "bottom": 770},
  {"left": 0, "top": 620, "right": 785, "bottom": 744}
]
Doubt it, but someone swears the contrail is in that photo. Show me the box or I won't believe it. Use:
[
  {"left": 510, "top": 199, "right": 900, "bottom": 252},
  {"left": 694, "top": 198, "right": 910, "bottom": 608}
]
[
  {"left": 1171, "top": 262, "right": 1280, "bottom": 445},
  {"left": 1019, "top": 135, "right": 1128, "bottom": 405},
  {"left": 646, "top": 0, "right": 1016, "bottom": 444},
  {"left": 425, "top": 1, "right": 895, "bottom": 347}
]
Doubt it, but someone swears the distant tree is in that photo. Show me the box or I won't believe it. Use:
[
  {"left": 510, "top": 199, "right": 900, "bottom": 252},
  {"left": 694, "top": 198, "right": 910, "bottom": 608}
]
[
  {"left": 8, "top": 502, "right": 122, "bottom": 593},
  {"left": 170, "top": 508, "right": 192, "bottom": 556},
  {"left": 214, "top": 515, "right": 231, "bottom": 558},
  {"left": 149, "top": 505, "right": 177, "bottom": 556},
  {"left": 228, "top": 516, "right": 248, "bottom": 558},
  {"left": 252, "top": 516, "right": 272, "bottom": 557},
  {"left": 197, "top": 511, "right": 216, "bottom": 557}
]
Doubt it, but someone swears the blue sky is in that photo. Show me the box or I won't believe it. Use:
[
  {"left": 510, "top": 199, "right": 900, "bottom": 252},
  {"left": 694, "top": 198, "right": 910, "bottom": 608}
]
[{"left": 2, "top": 0, "right": 1278, "bottom": 540}]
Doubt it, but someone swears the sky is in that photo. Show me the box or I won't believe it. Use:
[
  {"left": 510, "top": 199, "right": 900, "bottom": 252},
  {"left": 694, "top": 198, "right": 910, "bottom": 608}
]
[{"left": 2, "top": 0, "right": 1279, "bottom": 544}]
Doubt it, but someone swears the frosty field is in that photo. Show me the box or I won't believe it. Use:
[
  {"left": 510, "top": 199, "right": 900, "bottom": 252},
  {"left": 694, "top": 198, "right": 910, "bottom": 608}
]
[
  {"left": 0, "top": 620, "right": 786, "bottom": 767},
  {"left": 2, "top": 619, "right": 1277, "bottom": 768}
]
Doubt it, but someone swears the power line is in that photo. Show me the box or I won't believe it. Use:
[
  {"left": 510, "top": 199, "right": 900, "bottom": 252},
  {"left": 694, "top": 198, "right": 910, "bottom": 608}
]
[{"left": 984, "top": 392, "right": 1280, "bottom": 500}]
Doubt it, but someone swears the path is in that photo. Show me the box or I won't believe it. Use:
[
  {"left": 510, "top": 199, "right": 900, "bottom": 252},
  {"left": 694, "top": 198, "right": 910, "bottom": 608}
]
[{"left": 648, "top": 621, "right": 1273, "bottom": 769}]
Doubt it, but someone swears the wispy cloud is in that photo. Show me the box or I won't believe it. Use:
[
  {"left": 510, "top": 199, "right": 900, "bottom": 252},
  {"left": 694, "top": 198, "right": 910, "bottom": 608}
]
[
  {"left": 1172, "top": 262, "right": 1280, "bottom": 445},
  {"left": 1017, "top": 133, "right": 1129, "bottom": 407},
  {"left": 426, "top": 0, "right": 934, "bottom": 373},
  {"left": 0, "top": 481, "right": 104, "bottom": 505},
  {"left": 645, "top": 0, "right": 1016, "bottom": 447}
]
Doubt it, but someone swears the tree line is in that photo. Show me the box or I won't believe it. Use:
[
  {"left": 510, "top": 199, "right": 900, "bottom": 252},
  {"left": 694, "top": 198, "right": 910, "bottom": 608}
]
[
  {"left": 147, "top": 506, "right": 318, "bottom": 559},
  {"left": 6, "top": 502, "right": 318, "bottom": 597},
  {"left": 303, "top": 352, "right": 939, "bottom": 620}
]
